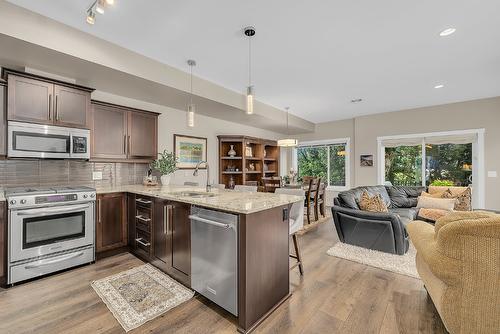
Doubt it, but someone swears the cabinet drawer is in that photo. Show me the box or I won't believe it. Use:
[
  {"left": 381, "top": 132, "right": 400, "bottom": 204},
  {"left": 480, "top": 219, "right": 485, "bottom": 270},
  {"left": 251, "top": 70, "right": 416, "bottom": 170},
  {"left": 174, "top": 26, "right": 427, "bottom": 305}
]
[
  {"left": 135, "top": 196, "right": 153, "bottom": 209},
  {"left": 135, "top": 230, "right": 151, "bottom": 255}
]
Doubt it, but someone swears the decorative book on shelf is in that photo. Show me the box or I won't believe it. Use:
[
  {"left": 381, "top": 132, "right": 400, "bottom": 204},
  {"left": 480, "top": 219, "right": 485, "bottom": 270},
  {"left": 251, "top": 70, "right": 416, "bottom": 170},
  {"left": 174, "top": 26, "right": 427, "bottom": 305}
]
[{"left": 217, "top": 135, "right": 280, "bottom": 189}]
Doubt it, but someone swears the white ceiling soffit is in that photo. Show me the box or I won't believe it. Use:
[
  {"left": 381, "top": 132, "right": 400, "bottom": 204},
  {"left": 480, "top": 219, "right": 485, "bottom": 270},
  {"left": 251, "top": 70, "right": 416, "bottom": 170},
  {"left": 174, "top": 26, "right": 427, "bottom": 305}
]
[{"left": 5, "top": 0, "right": 500, "bottom": 123}]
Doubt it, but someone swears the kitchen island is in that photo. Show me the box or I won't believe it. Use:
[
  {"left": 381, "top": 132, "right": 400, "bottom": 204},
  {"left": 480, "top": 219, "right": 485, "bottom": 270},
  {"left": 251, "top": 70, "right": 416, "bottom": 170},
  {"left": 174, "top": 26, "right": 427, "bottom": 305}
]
[{"left": 96, "top": 185, "right": 302, "bottom": 333}]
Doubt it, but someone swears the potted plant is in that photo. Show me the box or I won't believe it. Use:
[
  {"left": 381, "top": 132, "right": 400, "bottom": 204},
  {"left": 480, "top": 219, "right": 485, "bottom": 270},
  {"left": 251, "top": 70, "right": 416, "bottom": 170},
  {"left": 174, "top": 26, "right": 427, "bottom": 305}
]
[{"left": 151, "top": 150, "right": 178, "bottom": 186}]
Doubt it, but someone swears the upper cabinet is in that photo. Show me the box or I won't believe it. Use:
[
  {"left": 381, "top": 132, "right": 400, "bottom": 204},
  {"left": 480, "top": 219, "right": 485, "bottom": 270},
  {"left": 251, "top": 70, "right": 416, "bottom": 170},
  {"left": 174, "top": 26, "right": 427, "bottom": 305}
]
[
  {"left": 0, "top": 82, "right": 6, "bottom": 156},
  {"left": 91, "top": 101, "right": 158, "bottom": 162},
  {"left": 4, "top": 70, "right": 93, "bottom": 129}
]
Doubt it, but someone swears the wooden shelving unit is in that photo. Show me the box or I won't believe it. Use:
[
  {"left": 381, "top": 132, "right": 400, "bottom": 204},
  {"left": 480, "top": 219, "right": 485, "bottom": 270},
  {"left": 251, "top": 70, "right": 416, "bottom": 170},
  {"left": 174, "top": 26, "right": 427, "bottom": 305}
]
[{"left": 218, "top": 135, "right": 280, "bottom": 188}]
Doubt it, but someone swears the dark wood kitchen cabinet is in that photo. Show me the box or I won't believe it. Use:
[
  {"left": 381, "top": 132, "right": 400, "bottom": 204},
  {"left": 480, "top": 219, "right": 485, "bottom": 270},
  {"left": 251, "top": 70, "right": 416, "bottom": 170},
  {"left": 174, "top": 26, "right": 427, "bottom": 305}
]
[
  {"left": 0, "top": 201, "right": 6, "bottom": 286},
  {"left": 91, "top": 101, "right": 158, "bottom": 162},
  {"left": 152, "top": 198, "right": 191, "bottom": 286},
  {"left": 4, "top": 70, "right": 93, "bottom": 128},
  {"left": 0, "top": 82, "right": 6, "bottom": 157},
  {"left": 96, "top": 193, "right": 128, "bottom": 254}
]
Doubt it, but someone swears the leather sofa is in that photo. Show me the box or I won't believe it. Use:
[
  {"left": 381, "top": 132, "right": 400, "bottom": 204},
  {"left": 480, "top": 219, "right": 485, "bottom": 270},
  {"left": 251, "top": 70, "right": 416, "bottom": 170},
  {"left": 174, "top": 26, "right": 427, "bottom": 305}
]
[
  {"left": 407, "top": 211, "right": 500, "bottom": 333},
  {"left": 332, "top": 185, "right": 425, "bottom": 255}
]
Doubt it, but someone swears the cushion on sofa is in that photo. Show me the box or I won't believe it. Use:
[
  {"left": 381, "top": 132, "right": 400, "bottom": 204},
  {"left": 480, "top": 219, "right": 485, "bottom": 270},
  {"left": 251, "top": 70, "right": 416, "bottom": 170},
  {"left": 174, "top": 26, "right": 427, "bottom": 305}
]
[
  {"left": 416, "top": 196, "right": 456, "bottom": 211},
  {"left": 442, "top": 187, "right": 472, "bottom": 211},
  {"left": 386, "top": 186, "right": 426, "bottom": 208},
  {"left": 358, "top": 191, "right": 389, "bottom": 213},
  {"left": 338, "top": 186, "right": 391, "bottom": 210}
]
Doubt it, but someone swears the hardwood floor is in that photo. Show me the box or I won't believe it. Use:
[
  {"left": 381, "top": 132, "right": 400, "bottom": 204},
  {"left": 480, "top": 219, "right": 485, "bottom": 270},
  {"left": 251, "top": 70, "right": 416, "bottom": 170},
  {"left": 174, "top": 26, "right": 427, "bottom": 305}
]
[{"left": 0, "top": 220, "right": 447, "bottom": 334}]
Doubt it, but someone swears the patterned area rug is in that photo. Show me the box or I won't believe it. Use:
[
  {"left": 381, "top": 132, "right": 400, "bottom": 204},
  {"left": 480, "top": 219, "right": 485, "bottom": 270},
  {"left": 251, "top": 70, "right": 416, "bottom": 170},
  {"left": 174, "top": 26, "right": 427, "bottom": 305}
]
[
  {"left": 91, "top": 264, "right": 194, "bottom": 332},
  {"left": 327, "top": 242, "right": 419, "bottom": 279}
]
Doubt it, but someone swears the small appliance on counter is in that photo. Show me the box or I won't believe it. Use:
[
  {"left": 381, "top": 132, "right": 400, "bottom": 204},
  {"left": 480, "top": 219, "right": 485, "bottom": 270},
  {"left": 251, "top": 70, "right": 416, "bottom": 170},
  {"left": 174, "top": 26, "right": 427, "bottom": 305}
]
[{"left": 6, "top": 186, "right": 96, "bottom": 285}]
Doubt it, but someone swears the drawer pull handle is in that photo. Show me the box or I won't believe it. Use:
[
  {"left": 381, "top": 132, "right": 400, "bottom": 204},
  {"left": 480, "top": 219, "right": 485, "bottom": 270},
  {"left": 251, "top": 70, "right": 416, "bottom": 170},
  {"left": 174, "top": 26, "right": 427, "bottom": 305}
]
[
  {"left": 135, "top": 238, "right": 151, "bottom": 247},
  {"left": 135, "top": 215, "right": 151, "bottom": 222},
  {"left": 136, "top": 198, "right": 152, "bottom": 204}
]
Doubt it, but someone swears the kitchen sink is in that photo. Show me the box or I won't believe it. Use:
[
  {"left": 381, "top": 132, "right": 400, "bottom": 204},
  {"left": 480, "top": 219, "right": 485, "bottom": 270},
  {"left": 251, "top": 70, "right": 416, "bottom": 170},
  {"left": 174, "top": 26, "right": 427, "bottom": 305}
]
[{"left": 170, "top": 191, "right": 218, "bottom": 198}]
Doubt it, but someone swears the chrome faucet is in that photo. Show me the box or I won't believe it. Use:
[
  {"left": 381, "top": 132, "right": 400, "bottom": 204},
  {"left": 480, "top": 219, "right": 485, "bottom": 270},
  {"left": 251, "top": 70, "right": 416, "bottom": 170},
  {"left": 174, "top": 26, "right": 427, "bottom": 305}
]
[{"left": 193, "top": 161, "right": 211, "bottom": 192}]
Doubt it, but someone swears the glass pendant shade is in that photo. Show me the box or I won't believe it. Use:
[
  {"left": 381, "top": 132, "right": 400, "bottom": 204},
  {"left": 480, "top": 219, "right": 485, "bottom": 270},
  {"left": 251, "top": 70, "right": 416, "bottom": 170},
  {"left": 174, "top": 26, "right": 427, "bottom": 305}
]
[
  {"left": 278, "top": 138, "right": 298, "bottom": 147},
  {"left": 246, "top": 86, "right": 254, "bottom": 115},
  {"left": 187, "top": 104, "right": 195, "bottom": 128}
]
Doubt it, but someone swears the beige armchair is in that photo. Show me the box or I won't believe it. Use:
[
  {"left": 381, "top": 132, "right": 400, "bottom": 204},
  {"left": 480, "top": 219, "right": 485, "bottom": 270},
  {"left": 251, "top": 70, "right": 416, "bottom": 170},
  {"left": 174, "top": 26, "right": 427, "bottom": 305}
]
[{"left": 407, "top": 211, "right": 500, "bottom": 334}]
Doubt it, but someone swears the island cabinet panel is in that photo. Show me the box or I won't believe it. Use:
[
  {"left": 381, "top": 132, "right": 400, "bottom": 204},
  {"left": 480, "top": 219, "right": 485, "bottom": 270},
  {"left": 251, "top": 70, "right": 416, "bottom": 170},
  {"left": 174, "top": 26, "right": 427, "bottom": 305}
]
[
  {"left": 5, "top": 71, "right": 93, "bottom": 128},
  {"left": 96, "top": 193, "right": 128, "bottom": 253},
  {"left": 128, "top": 111, "right": 157, "bottom": 160},
  {"left": 91, "top": 102, "right": 128, "bottom": 160},
  {"left": 90, "top": 101, "right": 158, "bottom": 162},
  {"left": 0, "top": 83, "right": 6, "bottom": 156},
  {"left": 237, "top": 205, "right": 291, "bottom": 333},
  {"left": 53, "top": 84, "right": 90, "bottom": 128},
  {"left": 7, "top": 74, "right": 53, "bottom": 125},
  {"left": 0, "top": 201, "right": 6, "bottom": 286},
  {"left": 152, "top": 198, "right": 191, "bottom": 286}
]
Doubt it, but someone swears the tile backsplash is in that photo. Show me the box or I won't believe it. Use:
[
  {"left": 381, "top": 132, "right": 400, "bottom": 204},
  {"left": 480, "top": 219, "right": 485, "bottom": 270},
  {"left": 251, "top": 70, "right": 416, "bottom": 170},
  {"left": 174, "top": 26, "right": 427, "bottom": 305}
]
[{"left": 0, "top": 160, "right": 149, "bottom": 190}]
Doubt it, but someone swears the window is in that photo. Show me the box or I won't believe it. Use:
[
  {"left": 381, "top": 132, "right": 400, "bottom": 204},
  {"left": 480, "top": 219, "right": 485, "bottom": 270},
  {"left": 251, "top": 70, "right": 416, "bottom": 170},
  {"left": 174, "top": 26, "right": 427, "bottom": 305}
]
[
  {"left": 295, "top": 138, "right": 350, "bottom": 190},
  {"left": 378, "top": 129, "right": 484, "bottom": 208}
]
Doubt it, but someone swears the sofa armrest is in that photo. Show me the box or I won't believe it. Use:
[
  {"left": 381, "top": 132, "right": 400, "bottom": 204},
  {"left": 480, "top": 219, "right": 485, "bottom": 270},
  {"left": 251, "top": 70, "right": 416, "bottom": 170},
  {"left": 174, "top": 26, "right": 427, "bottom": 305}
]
[
  {"left": 407, "top": 221, "right": 461, "bottom": 285},
  {"left": 332, "top": 205, "right": 399, "bottom": 221}
]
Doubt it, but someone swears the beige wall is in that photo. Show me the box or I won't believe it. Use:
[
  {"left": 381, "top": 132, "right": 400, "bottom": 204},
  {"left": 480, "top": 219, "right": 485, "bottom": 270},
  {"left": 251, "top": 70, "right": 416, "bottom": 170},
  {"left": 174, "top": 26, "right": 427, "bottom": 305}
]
[
  {"left": 92, "top": 91, "right": 280, "bottom": 186},
  {"left": 296, "top": 97, "right": 500, "bottom": 210}
]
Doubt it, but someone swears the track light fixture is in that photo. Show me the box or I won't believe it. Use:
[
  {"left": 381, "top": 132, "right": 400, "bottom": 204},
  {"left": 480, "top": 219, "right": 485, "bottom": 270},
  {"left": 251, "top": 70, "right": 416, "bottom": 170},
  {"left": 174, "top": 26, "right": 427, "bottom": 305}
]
[{"left": 86, "top": 0, "right": 114, "bottom": 25}]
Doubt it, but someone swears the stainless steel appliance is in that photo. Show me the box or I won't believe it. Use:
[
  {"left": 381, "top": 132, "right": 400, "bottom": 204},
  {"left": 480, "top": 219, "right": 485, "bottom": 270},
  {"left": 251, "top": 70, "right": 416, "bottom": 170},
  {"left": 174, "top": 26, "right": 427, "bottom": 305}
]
[
  {"left": 190, "top": 206, "right": 238, "bottom": 316},
  {"left": 6, "top": 186, "right": 96, "bottom": 284},
  {"left": 7, "top": 121, "right": 90, "bottom": 159}
]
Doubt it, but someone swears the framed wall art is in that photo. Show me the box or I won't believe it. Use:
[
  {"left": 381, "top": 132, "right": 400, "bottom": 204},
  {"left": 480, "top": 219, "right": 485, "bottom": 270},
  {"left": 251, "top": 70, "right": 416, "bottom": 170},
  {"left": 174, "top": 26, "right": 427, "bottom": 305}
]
[{"left": 174, "top": 134, "right": 207, "bottom": 169}]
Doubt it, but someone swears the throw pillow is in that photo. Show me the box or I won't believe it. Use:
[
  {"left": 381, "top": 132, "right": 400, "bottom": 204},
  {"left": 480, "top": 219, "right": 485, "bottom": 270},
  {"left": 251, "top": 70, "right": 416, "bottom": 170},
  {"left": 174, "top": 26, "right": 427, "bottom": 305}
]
[
  {"left": 358, "top": 191, "right": 389, "bottom": 213},
  {"left": 442, "top": 187, "right": 472, "bottom": 211},
  {"left": 421, "top": 191, "right": 446, "bottom": 198},
  {"left": 416, "top": 196, "right": 456, "bottom": 211},
  {"left": 418, "top": 208, "right": 452, "bottom": 222}
]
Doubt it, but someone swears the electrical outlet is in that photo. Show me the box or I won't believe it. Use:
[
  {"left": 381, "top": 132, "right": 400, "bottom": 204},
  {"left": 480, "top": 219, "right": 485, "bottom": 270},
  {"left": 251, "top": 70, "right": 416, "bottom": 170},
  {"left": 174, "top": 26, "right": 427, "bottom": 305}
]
[
  {"left": 92, "top": 171, "right": 103, "bottom": 180},
  {"left": 488, "top": 171, "right": 497, "bottom": 178}
]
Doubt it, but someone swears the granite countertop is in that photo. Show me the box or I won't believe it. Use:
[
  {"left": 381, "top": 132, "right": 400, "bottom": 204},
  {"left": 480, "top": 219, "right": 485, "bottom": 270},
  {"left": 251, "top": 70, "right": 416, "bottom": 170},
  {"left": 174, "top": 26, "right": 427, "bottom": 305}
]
[{"left": 96, "top": 185, "right": 303, "bottom": 214}]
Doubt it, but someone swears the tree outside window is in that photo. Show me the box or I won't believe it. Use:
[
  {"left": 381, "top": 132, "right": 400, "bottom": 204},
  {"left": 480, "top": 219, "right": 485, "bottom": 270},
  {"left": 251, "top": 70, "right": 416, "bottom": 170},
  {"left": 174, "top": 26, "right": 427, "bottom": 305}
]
[{"left": 297, "top": 143, "right": 347, "bottom": 187}]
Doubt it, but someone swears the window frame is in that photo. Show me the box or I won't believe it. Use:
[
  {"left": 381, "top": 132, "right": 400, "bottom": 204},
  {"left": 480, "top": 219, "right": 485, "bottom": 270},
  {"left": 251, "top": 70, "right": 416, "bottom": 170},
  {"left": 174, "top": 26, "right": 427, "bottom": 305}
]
[
  {"left": 294, "top": 137, "right": 351, "bottom": 191},
  {"left": 377, "top": 129, "right": 485, "bottom": 208}
]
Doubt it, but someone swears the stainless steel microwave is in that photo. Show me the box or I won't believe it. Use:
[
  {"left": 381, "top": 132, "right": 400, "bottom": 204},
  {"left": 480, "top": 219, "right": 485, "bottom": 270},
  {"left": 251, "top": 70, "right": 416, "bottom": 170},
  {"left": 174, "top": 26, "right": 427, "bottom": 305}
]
[{"left": 7, "top": 121, "right": 90, "bottom": 159}]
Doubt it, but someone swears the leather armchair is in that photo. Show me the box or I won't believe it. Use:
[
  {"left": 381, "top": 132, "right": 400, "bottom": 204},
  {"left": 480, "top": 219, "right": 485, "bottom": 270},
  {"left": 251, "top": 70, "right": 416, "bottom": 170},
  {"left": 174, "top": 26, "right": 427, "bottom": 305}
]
[{"left": 332, "top": 200, "right": 409, "bottom": 255}]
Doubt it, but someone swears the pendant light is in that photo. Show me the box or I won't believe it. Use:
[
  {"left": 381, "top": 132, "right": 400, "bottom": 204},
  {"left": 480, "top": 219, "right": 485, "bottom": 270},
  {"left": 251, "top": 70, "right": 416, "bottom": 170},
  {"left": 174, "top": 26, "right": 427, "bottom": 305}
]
[
  {"left": 244, "top": 26, "right": 256, "bottom": 115},
  {"left": 278, "top": 107, "right": 298, "bottom": 147},
  {"left": 186, "top": 59, "right": 196, "bottom": 128}
]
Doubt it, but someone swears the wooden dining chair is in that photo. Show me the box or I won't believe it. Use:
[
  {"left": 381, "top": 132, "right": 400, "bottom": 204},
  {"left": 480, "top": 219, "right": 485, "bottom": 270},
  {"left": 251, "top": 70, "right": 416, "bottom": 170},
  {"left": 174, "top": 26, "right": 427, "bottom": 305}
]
[
  {"left": 316, "top": 182, "right": 326, "bottom": 219},
  {"left": 304, "top": 177, "right": 321, "bottom": 224},
  {"left": 262, "top": 177, "right": 281, "bottom": 193}
]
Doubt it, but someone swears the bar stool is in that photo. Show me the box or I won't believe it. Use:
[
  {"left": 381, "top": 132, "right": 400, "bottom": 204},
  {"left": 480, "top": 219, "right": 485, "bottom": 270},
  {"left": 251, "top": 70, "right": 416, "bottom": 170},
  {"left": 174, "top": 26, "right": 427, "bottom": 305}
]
[{"left": 275, "top": 188, "right": 305, "bottom": 275}]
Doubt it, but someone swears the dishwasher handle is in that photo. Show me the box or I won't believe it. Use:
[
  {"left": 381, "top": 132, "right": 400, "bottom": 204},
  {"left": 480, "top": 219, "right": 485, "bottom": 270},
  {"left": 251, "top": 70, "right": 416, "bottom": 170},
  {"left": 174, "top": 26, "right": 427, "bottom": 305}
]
[{"left": 189, "top": 215, "right": 232, "bottom": 229}]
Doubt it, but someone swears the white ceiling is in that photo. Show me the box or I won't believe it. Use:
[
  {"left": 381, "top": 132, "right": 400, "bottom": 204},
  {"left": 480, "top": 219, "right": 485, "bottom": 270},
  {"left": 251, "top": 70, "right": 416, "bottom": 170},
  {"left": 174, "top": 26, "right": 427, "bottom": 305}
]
[{"left": 6, "top": 0, "right": 500, "bottom": 123}]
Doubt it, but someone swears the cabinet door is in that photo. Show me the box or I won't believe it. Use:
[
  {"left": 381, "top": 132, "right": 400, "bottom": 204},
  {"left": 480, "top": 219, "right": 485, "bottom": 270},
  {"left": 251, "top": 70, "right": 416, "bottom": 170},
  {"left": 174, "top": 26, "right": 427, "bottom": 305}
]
[
  {"left": 0, "top": 201, "right": 6, "bottom": 286},
  {"left": 0, "top": 84, "right": 6, "bottom": 156},
  {"left": 96, "top": 193, "right": 127, "bottom": 252},
  {"left": 128, "top": 111, "right": 157, "bottom": 160},
  {"left": 7, "top": 75, "right": 53, "bottom": 124},
  {"left": 91, "top": 103, "right": 128, "bottom": 159},
  {"left": 54, "top": 85, "right": 90, "bottom": 128},
  {"left": 153, "top": 198, "right": 172, "bottom": 267},
  {"left": 171, "top": 201, "right": 191, "bottom": 275}
]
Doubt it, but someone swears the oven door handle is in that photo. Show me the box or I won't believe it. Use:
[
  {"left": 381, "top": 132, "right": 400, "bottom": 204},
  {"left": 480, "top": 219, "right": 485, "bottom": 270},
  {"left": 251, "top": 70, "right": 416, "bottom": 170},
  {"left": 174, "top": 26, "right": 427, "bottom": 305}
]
[
  {"left": 24, "top": 251, "right": 85, "bottom": 269},
  {"left": 16, "top": 204, "right": 91, "bottom": 216}
]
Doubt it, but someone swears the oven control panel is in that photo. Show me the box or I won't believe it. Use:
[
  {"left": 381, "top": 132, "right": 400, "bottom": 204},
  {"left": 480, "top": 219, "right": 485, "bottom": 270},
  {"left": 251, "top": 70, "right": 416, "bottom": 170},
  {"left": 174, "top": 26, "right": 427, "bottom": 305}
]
[{"left": 35, "top": 194, "right": 78, "bottom": 204}]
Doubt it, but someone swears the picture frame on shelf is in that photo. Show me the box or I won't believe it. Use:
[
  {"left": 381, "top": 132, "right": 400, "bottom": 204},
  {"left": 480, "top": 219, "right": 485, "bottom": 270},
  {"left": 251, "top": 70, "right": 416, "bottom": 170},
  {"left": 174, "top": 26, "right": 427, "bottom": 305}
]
[
  {"left": 245, "top": 146, "right": 253, "bottom": 157},
  {"left": 174, "top": 134, "right": 207, "bottom": 169}
]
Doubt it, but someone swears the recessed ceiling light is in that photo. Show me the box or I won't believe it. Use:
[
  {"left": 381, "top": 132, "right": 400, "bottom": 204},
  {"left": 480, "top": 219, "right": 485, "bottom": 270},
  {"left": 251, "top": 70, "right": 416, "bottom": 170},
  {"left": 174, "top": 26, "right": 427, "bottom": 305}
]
[
  {"left": 439, "top": 28, "right": 456, "bottom": 37},
  {"left": 434, "top": 84, "right": 444, "bottom": 89},
  {"left": 351, "top": 98, "right": 363, "bottom": 103}
]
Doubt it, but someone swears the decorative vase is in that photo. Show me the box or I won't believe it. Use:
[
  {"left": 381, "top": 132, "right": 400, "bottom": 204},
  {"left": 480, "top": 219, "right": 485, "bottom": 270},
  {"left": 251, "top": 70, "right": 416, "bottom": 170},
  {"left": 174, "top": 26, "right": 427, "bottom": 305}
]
[
  {"left": 228, "top": 176, "right": 236, "bottom": 189},
  {"left": 228, "top": 145, "right": 236, "bottom": 157},
  {"left": 160, "top": 174, "right": 171, "bottom": 186}
]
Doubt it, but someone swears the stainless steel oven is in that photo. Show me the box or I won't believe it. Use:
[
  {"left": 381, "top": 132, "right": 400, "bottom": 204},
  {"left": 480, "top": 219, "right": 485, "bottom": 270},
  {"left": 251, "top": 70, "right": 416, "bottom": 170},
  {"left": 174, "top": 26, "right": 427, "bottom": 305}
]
[
  {"left": 7, "top": 121, "right": 90, "bottom": 159},
  {"left": 7, "top": 186, "right": 96, "bottom": 284}
]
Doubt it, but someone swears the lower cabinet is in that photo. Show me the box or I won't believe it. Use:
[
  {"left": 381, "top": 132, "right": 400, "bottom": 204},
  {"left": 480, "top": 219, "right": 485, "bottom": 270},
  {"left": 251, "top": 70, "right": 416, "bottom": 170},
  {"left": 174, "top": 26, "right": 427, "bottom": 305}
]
[
  {"left": 0, "top": 201, "right": 6, "bottom": 286},
  {"left": 96, "top": 193, "right": 128, "bottom": 254},
  {"left": 129, "top": 193, "right": 154, "bottom": 261},
  {"left": 152, "top": 198, "right": 191, "bottom": 286}
]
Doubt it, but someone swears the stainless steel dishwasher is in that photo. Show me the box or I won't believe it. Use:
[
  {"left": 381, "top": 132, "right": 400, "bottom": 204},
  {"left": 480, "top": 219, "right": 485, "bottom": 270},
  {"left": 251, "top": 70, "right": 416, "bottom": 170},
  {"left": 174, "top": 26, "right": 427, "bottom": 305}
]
[{"left": 190, "top": 206, "right": 238, "bottom": 316}]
